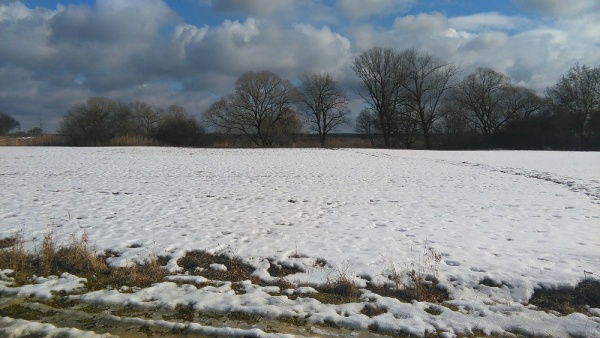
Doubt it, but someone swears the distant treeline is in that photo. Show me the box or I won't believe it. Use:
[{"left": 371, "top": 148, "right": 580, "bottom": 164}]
[{"left": 2, "top": 47, "right": 599, "bottom": 150}]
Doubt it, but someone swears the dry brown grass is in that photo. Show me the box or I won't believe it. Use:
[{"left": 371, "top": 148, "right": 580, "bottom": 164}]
[
  {"left": 372, "top": 248, "right": 449, "bottom": 303},
  {"left": 0, "top": 135, "right": 68, "bottom": 146},
  {"left": 109, "top": 135, "right": 161, "bottom": 146},
  {"left": 39, "top": 230, "right": 57, "bottom": 276},
  {"left": 529, "top": 278, "right": 600, "bottom": 315},
  {"left": 320, "top": 274, "right": 360, "bottom": 299},
  {"left": 267, "top": 259, "right": 303, "bottom": 277},
  {"left": 0, "top": 237, "right": 17, "bottom": 249},
  {"left": 177, "top": 250, "right": 256, "bottom": 282},
  {"left": 0, "top": 232, "right": 35, "bottom": 285},
  {"left": 361, "top": 303, "right": 387, "bottom": 317},
  {"left": 301, "top": 267, "right": 362, "bottom": 304},
  {"left": 0, "top": 230, "right": 165, "bottom": 290}
]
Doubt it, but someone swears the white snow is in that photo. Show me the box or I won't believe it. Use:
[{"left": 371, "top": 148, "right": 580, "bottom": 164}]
[
  {"left": 0, "top": 316, "right": 114, "bottom": 337},
  {"left": 210, "top": 263, "right": 228, "bottom": 272},
  {"left": 1, "top": 147, "right": 599, "bottom": 337},
  {"left": 0, "top": 273, "right": 86, "bottom": 299}
]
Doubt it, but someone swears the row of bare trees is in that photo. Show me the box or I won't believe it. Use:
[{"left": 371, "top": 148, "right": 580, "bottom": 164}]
[
  {"left": 352, "top": 47, "right": 543, "bottom": 149},
  {"left": 204, "top": 70, "right": 350, "bottom": 147},
  {"left": 353, "top": 47, "right": 600, "bottom": 150},
  {"left": 60, "top": 97, "right": 208, "bottom": 146},
  {"left": 353, "top": 48, "right": 458, "bottom": 149},
  {"left": 56, "top": 71, "right": 351, "bottom": 147},
  {"left": 54, "top": 48, "right": 599, "bottom": 149}
]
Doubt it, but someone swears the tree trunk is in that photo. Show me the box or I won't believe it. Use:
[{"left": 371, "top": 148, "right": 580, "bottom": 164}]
[
  {"left": 423, "top": 128, "right": 432, "bottom": 150},
  {"left": 320, "top": 134, "right": 326, "bottom": 147}
]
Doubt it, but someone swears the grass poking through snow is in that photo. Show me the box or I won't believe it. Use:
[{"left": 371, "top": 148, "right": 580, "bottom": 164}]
[
  {"left": 0, "top": 229, "right": 165, "bottom": 290},
  {"left": 2, "top": 231, "right": 598, "bottom": 324},
  {"left": 177, "top": 250, "right": 256, "bottom": 283},
  {"left": 529, "top": 278, "right": 600, "bottom": 315}
]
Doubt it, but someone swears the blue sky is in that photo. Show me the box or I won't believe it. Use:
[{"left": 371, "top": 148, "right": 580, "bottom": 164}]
[
  {"left": 2, "top": 0, "right": 600, "bottom": 131},
  {"left": 19, "top": 0, "right": 540, "bottom": 32}
]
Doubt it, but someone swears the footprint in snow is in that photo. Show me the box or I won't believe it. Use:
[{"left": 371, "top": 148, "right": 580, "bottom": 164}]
[{"left": 445, "top": 260, "right": 461, "bottom": 267}]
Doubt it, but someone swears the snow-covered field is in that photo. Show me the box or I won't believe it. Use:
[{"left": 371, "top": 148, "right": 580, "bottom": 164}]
[{"left": 1, "top": 147, "right": 599, "bottom": 337}]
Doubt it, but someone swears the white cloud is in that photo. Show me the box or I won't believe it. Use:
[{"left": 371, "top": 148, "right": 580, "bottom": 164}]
[
  {"left": 513, "top": 0, "right": 600, "bottom": 17},
  {"left": 0, "top": 2, "right": 57, "bottom": 69},
  {"left": 393, "top": 12, "right": 447, "bottom": 32},
  {"left": 337, "top": 0, "right": 414, "bottom": 19},
  {"left": 350, "top": 9, "right": 600, "bottom": 93},
  {"left": 181, "top": 18, "right": 352, "bottom": 81},
  {"left": 1, "top": 0, "right": 600, "bottom": 132},
  {"left": 210, "top": 0, "right": 295, "bottom": 18},
  {"left": 50, "top": 0, "right": 176, "bottom": 44},
  {"left": 449, "top": 12, "right": 532, "bottom": 31}
]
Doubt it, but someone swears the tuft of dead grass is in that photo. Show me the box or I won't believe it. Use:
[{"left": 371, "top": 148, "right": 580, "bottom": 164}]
[
  {"left": 267, "top": 259, "right": 303, "bottom": 277},
  {"left": 529, "top": 277, "right": 600, "bottom": 315},
  {"left": 320, "top": 275, "right": 360, "bottom": 299},
  {"left": 177, "top": 250, "right": 256, "bottom": 282},
  {"left": 0, "top": 230, "right": 165, "bottom": 290},
  {"left": 372, "top": 248, "right": 449, "bottom": 303},
  {"left": 0, "top": 237, "right": 17, "bottom": 249},
  {"left": 307, "top": 266, "right": 362, "bottom": 304},
  {"left": 0, "top": 232, "right": 35, "bottom": 285},
  {"left": 53, "top": 232, "right": 108, "bottom": 276},
  {"left": 361, "top": 303, "right": 387, "bottom": 317}
]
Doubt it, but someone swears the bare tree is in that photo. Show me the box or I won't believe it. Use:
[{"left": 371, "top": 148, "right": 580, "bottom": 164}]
[
  {"left": 355, "top": 109, "right": 378, "bottom": 147},
  {"left": 0, "top": 112, "right": 20, "bottom": 135},
  {"left": 299, "top": 72, "right": 350, "bottom": 147},
  {"left": 502, "top": 85, "right": 541, "bottom": 121},
  {"left": 546, "top": 64, "right": 600, "bottom": 150},
  {"left": 59, "top": 97, "right": 131, "bottom": 145},
  {"left": 204, "top": 70, "right": 302, "bottom": 147},
  {"left": 352, "top": 47, "right": 404, "bottom": 148},
  {"left": 398, "top": 49, "right": 459, "bottom": 149},
  {"left": 129, "top": 101, "right": 163, "bottom": 138},
  {"left": 449, "top": 68, "right": 540, "bottom": 147},
  {"left": 392, "top": 107, "right": 421, "bottom": 149},
  {"left": 155, "top": 105, "right": 207, "bottom": 147}
]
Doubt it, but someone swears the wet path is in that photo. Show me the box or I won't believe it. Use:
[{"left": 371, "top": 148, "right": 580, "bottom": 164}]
[{"left": 0, "top": 295, "right": 388, "bottom": 337}]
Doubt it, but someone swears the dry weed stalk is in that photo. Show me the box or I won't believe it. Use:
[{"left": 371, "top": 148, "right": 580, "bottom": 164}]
[
  {"left": 39, "top": 228, "right": 57, "bottom": 276},
  {"left": 321, "top": 263, "right": 360, "bottom": 298},
  {"left": 0, "top": 231, "right": 35, "bottom": 285},
  {"left": 379, "top": 247, "right": 446, "bottom": 302}
]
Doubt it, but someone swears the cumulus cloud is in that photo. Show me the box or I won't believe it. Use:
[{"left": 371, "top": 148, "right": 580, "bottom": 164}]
[
  {"left": 337, "top": 0, "right": 414, "bottom": 19},
  {"left": 449, "top": 12, "right": 533, "bottom": 31},
  {"left": 0, "top": 1, "right": 355, "bottom": 130},
  {"left": 0, "top": 0, "right": 599, "bottom": 132},
  {"left": 513, "top": 0, "right": 600, "bottom": 17},
  {"left": 181, "top": 18, "right": 352, "bottom": 82},
  {"left": 350, "top": 8, "right": 600, "bottom": 93},
  {"left": 393, "top": 12, "right": 447, "bottom": 32},
  {"left": 50, "top": 0, "right": 176, "bottom": 44},
  {"left": 210, "top": 0, "right": 295, "bottom": 17}
]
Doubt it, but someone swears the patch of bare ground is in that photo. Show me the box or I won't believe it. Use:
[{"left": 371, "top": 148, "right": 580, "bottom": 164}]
[
  {"left": 177, "top": 250, "right": 258, "bottom": 283},
  {"left": 266, "top": 259, "right": 303, "bottom": 277},
  {"left": 367, "top": 282, "right": 450, "bottom": 304}
]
